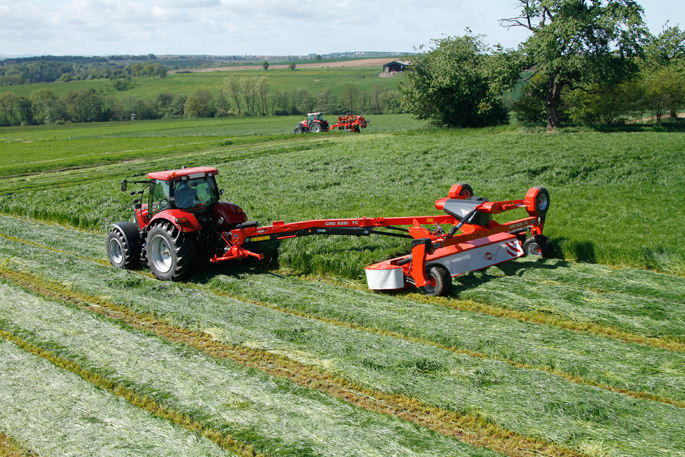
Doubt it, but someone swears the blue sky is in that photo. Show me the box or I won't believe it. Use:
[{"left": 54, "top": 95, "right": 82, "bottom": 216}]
[{"left": 0, "top": 0, "right": 681, "bottom": 57}]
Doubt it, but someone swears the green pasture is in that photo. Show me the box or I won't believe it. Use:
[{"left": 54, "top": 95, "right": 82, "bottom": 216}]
[
  {"left": 1, "top": 119, "right": 682, "bottom": 274},
  {"left": 0, "top": 66, "right": 402, "bottom": 101},
  {"left": 1, "top": 219, "right": 685, "bottom": 456},
  {"left": 1, "top": 115, "right": 685, "bottom": 456}
]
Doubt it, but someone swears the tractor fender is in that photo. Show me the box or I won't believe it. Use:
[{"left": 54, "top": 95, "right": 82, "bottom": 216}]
[
  {"left": 212, "top": 202, "right": 248, "bottom": 229},
  {"left": 149, "top": 210, "right": 203, "bottom": 233},
  {"left": 109, "top": 222, "right": 143, "bottom": 255}
]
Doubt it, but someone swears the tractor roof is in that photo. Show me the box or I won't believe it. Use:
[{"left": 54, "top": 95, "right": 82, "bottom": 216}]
[{"left": 147, "top": 167, "right": 218, "bottom": 181}]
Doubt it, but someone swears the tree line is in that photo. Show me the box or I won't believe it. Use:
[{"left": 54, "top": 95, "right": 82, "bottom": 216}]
[
  {"left": 0, "top": 61, "right": 166, "bottom": 86},
  {"left": 0, "top": 77, "right": 404, "bottom": 126},
  {"left": 399, "top": 1, "right": 685, "bottom": 130}
]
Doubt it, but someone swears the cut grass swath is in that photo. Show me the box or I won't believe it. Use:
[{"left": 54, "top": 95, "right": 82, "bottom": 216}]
[
  {"left": 0, "top": 335, "right": 238, "bottom": 457},
  {"left": 0, "top": 280, "right": 512, "bottom": 457},
  {"left": 1, "top": 244, "right": 685, "bottom": 456}
]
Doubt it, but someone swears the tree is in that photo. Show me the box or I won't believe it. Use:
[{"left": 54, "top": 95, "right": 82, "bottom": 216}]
[
  {"left": 399, "top": 34, "right": 510, "bottom": 128},
  {"left": 29, "top": 89, "right": 58, "bottom": 124},
  {"left": 315, "top": 55, "right": 322, "bottom": 60},
  {"left": 315, "top": 88, "right": 337, "bottom": 114},
  {"left": 289, "top": 62, "right": 296, "bottom": 70},
  {"left": 224, "top": 76, "right": 242, "bottom": 116},
  {"left": 340, "top": 84, "right": 361, "bottom": 113},
  {"left": 256, "top": 77, "right": 269, "bottom": 115},
  {"left": 502, "top": 0, "right": 647, "bottom": 129},
  {"left": 643, "top": 66, "right": 685, "bottom": 121},
  {"left": 184, "top": 90, "right": 216, "bottom": 118},
  {"left": 63, "top": 89, "right": 104, "bottom": 122},
  {"left": 0, "top": 92, "right": 26, "bottom": 126},
  {"left": 262, "top": 60, "right": 269, "bottom": 71}
]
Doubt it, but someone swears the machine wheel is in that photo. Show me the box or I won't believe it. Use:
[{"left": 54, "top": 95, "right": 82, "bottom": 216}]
[
  {"left": 421, "top": 265, "right": 452, "bottom": 297},
  {"left": 294, "top": 126, "right": 303, "bottom": 134},
  {"left": 456, "top": 183, "right": 473, "bottom": 197},
  {"left": 523, "top": 235, "right": 554, "bottom": 258},
  {"left": 106, "top": 227, "right": 140, "bottom": 269},
  {"left": 310, "top": 122, "right": 321, "bottom": 133},
  {"left": 146, "top": 221, "right": 196, "bottom": 281},
  {"left": 532, "top": 186, "right": 550, "bottom": 220}
]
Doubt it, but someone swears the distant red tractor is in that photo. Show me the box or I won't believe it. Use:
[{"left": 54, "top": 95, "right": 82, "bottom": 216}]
[
  {"left": 294, "top": 112, "right": 330, "bottom": 134},
  {"left": 107, "top": 167, "right": 247, "bottom": 281}
]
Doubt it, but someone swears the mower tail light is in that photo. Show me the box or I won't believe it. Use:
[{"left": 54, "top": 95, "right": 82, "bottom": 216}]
[
  {"left": 175, "top": 217, "right": 188, "bottom": 224},
  {"left": 235, "top": 208, "right": 244, "bottom": 214}
]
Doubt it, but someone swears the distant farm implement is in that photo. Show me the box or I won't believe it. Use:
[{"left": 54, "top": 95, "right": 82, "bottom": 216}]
[
  {"left": 294, "top": 112, "right": 368, "bottom": 134},
  {"left": 108, "top": 167, "right": 552, "bottom": 296}
]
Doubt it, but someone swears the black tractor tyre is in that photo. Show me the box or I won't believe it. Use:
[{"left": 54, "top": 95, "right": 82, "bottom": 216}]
[
  {"left": 106, "top": 227, "right": 141, "bottom": 269},
  {"left": 532, "top": 186, "right": 550, "bottom": 221},
  {"left": 146, "top": 221, "right": 196, "bottom": 281},
  {"left": 421, "top": 265, "right": 452, "bottom": 297},
  {"left": 523, "top": 235, "right": 554, "bottom": 258},
  {"left": 294, "top": 126, "right": 303, "bottom": 134},
  {"left": 456, "top": 182, "right": 473, "bottom": 197},
  {"left": 310, "top": 122, "right": 321, "bottom": 133}
]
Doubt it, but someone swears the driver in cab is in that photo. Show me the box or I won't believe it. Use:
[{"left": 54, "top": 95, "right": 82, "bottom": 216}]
[{"left": 175, "top": 181, "right": 198, "bottom": 209}]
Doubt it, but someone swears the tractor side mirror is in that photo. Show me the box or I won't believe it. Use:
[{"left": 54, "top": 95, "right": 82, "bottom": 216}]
[{"left": 121, "top": 180, "right": 127, "bottom": 192}]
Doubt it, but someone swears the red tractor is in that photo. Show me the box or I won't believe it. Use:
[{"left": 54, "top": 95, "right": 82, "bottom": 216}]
[
  {"left": 108, "top": 166, "right": 552, "bottom": 297},
  {"left": 107, "top": 167, "right": 247, "bottom": 281},
  {"left": 294, "top": 112, "right": 330, "bottom": 134}
]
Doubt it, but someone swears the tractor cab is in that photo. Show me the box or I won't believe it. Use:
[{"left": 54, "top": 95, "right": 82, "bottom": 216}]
[
  {"left": 147, "top": 167, "right": 220, "bottom": 217},
  {"left": 307, "top": 112, "right": 323, "bottom": 123}
]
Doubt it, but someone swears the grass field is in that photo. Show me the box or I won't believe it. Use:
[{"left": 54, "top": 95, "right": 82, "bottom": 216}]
[
  {"left": 0, "top": 66, "right": 401, "bottom": 101},
  {"left": 1, "top": 115, "right": 684, "bottom": 456}
]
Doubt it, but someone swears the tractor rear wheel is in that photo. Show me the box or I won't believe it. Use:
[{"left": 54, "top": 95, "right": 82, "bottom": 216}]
[
  {"left": 421, "top": 265, "right": 452, "bottom": 297},
  {"left": 146, "top": 222, "right": 196, "bottom": 281},
  {"left": 310, "top": 123, "right": 321, "bottom": 133},
  {"left": 106, "top": 227, "right": 140, "bottom": 269},
  {"left": 523, "top": 235, "right": 553, "bottom": 258}
]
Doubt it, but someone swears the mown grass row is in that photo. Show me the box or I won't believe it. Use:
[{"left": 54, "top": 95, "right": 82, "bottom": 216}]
[
  {"left": 0, "top": 332, "right": 238, "bottom": 457},
  {"left": 1, "top": 226, "right": 684, "bottom": 456},
  {"left": 0, "top": 274, "right": 551, "bottom": 457},
  {"left": 1, "top": 215, "right": 684, "bottom": 399}
]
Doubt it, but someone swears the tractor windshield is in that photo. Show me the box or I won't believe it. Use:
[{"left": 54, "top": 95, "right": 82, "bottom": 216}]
[{"left": 174, "top": 177, "right": 219, "bottom": 213}]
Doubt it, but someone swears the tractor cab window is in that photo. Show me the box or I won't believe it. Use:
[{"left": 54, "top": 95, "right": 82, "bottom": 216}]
[
  {"left": 149, "top": 180, "right": 172, "bottom": 217},
  {"left": 174, "top": 177, "right": 219, "bottom": 213},
  {"left": 308, "top": 113, "right": 322, "bottom": 122}
]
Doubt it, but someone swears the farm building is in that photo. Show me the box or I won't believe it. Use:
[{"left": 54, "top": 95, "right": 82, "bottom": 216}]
[{"left": 383, "top": 61, "right": 410, "bottom": 73}]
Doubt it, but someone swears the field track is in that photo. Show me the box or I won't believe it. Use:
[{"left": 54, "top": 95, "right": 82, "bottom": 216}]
[{"left": 1, "top": 214, "right": 684, "bottom": 456}]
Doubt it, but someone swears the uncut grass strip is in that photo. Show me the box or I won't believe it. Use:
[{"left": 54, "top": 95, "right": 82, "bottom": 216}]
[
  {"left": 0, "top": 282, "right": 507, "bottom": 457},
  {"left": 0, "top": 432, "right": 37, "bottom": 457},
  {"left": 1, "top": 260, "right": 685, "bottom": 455},
  {"left": 0, "top": 336, "right": 237, "bottom": 457}
]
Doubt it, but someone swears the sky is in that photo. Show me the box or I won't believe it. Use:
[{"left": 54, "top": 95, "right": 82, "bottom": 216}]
[{"left": 0, "top": 0, "right": 681, "bottom": 57}]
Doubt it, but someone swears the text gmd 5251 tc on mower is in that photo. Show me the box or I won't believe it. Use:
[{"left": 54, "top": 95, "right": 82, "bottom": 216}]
[{"left": 108, "top": 166, "right": 552, "bottom": 297}]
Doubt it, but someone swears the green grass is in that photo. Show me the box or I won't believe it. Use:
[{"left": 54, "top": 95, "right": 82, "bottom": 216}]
[
  {"left": 0, "top": 334, "right": 235, "bottom": 457},
  {"left": 0, "top": 67, "right": 401, "bottom": 101},
  {"left": 0, "top": 280, "right": 499, "bottom": 457},
  {"left": 1, "top": 220, "right": 685, "bottom": 456}
]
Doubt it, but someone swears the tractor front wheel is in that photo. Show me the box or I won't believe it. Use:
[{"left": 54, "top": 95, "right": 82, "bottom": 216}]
[
  {"left": 523, "top": 235, "right": 553, "bottom": 258},
  {"left": 421, "top": 265, "right": 452, "bottom": 297},
  {"left": 146, "top": 222, "right": 196, "bottom": 281},
  {"left": 106, "top": 227, "right": 140, "bottom": 269},
  {"left": 294, "top": 126, "right": 303, "bottom": 134}
]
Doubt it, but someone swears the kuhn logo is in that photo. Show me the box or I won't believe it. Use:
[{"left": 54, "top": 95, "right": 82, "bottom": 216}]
[{"left": 484, "top": 252, "right": 494, "bottom": 261}]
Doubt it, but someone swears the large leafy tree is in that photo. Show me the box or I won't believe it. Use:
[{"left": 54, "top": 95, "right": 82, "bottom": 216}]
[
  {"left": 399, "top": 34, "right": 512, "bottom": 128},
  {"left": 502, "top": 0, "right": 647, "bottom": 129}
]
